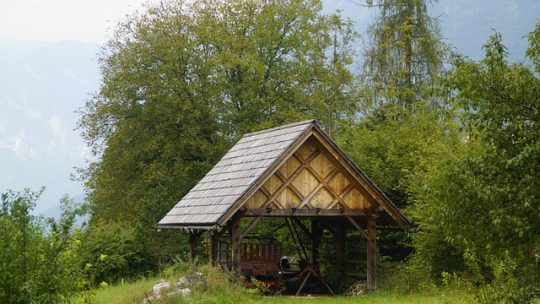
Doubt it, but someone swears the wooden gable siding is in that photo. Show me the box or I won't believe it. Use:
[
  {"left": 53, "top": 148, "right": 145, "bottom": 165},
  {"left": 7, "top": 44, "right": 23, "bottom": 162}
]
[{"left": 244, "top": 137, "right": 373, "bottom": 212}]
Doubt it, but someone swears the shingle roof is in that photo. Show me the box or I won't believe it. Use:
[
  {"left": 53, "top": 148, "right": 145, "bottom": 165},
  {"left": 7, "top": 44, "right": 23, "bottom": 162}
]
[
  {"left": 157, "top": 120, "right": 314, "bottom": 228},
  {"left": 157, "top": 120, "right": 410, "bottom": 229}
]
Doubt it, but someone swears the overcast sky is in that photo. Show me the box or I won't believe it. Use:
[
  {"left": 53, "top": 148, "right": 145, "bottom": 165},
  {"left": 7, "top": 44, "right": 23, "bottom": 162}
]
[
  {"left": 0, "top": 0, "right": 538, "bottom": 214},
  {"left": 0, "top": 0, "right": 155, "bottom": 43}
]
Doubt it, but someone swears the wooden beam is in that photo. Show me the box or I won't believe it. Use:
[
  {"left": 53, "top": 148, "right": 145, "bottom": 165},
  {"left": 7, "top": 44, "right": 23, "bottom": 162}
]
[
  {"left": 311, "top": 130, "right": 408, "bottom": 228},
  {"left": 328, "top": 184, "right": 354, "bottom": 209},
  {"left": 217, "top": 127, "right": 315, "bottom": 227},
  {"left": 244, "top": 208, "right": 367, "bottom": 217},
  {"left": 274, "top": 170, "right": 304, "bottom": 203},
  {"left": 367, "top": 216, "right": 377, "bottom": 290},
  {"left": 231, "top": 215, "right": 242, "bottom": 278},
  {"left": 291, "top": 217, "right": 312, "bottom": 238},
  {"left": 295, "top": 271, "right": 311, "bottom": 296},
  {"left": 305, "top": 165, "right": 350, "bottom": 210},
  {"left": 298, "top": 168, "right": 339, "bottom": 209},
  {"left": 346, "top": 215, "right": 368, "bottom": 240},
  {"left": 259, "top": 151, "right": 320, "bottom": 210},
  {"left": 241, "top": 216, "right": 262, "bottom": 239},
  {"left": 259, "top": 187, "right": 285, "bottom": 209},
  {"left": 298, "top": 183, "right": 323, "bottom": 209}
]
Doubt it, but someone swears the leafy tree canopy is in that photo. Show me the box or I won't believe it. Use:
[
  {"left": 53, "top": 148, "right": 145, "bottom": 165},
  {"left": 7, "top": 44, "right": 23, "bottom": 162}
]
[{"left": 79, "top": 0, "right": 358, "bottom": 270}]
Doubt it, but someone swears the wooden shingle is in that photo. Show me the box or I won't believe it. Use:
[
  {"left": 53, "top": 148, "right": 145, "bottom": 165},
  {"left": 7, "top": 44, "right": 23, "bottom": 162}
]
[
  {"left": 158, "top": 120, "right": 314, "bottom": 227},
  {"left": 157, "top": 120, "right": 410, "bottom": 229}
]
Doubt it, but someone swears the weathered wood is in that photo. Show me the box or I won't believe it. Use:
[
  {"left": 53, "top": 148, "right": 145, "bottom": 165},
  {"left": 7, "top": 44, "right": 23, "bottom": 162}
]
[
  {"left": 260, "top": 151, "right": 320, "bottom": 209},
  {"left": 328, "top": 184, "right": 354, "bottom": 209},
  {"left": 231, "top": 215, "right": 242, "bottom": 277},
  {"left": 244, "top": 208, "right": 367, "bottom": 217},
  {"left": 217, "top": 124, "right": 315, "bottom": 225},
  {"left": 274, "top": 170, "right": 304, "bottom": 202},
  {"left": 297, "top": 183, "right": 323, "bottom": 209},
  {"left": 367, "top": 216, "right": 377, "bottom": 290},
  {"left": 296, "top": 271, "right": 311, "bottom": 296},
  {"left": 311, "top": 129, "right": 409, "bottom": 228},
  {"left": 305, "top": 163, "right": 351, "bottom": 210},
  {"left": 346, "top": 215, "right": 368, "bottom": 240},
  {"left": 311, "top": 219, "right": 321, "bottom": 271},
  {"left": 291, "top": 217, "right": 312, "bottom": 238},
  {"left": 241, "top": 216, "right": 262, "bottom": 239},
  {"left": 208, "top": 231, "right": 217, "bottom": 266}
]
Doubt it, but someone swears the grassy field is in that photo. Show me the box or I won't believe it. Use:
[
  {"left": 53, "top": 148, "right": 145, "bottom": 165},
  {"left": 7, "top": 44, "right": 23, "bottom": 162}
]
[{"left": 74, "top": 277, "right": 473, "bottom": 304}]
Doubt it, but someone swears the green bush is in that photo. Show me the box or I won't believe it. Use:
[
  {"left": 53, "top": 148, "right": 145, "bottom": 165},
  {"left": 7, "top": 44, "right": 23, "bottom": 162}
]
[
  {"left": 0, "top": 189, "right": 85, "bottom": 304},
  {"left": 80, "top": 221, "right": 141, "bottom": 286}
]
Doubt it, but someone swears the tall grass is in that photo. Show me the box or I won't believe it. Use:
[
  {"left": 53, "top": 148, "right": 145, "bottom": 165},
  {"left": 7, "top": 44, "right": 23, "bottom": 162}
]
[{"left": 74, "top": 258, "right": 473, "bottom": 304}]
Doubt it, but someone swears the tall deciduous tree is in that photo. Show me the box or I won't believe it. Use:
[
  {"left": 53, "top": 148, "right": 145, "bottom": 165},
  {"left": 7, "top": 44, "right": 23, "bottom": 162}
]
[
  {"left": 411, "top": 24, "right": 540, "bottom": 302},
  {"left": 79, "top": 0, "right": 357, "bottom": 272}
]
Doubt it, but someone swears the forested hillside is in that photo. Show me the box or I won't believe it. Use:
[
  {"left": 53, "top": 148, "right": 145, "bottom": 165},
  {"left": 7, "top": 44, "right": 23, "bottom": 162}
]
[{"left": 0, "top": 1, "right": 538, "bottom": 303}]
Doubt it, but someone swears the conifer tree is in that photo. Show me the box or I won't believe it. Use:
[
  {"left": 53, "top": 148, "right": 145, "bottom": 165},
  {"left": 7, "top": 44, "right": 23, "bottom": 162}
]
[{"left": 361, "top": 0, "right": 446, "bottom": 109}]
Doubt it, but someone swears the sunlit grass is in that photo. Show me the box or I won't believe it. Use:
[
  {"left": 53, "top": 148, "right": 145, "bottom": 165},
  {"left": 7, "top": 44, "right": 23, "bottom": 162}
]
[
  {"left": 75, "top": 276, "right": 472, "bottom": 304},
  {"left": 74, "top": 277, "right": 161, "bottom": 304}
]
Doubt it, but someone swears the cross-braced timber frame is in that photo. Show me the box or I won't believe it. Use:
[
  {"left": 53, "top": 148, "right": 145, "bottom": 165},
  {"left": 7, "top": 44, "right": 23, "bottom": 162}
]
[{"left": 158, "top": 120, "right": 410, "bottom": 292}]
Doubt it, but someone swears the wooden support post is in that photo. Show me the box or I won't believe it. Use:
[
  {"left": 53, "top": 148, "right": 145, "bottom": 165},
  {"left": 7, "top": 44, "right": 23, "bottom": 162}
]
[
  {"left": 208, "top": 231, "right": 217, "bottom": 266},
  {"left": 188, "top": 232, "right": 197, "bottom": 261},
  {"left": 231, "top": 215, "right": 242, "bottom": 277},
  {"left": 311, "top": 219, "right": 321, "bottom": 272},
  {"left": 367, "top": 216, "right": 377, "bottom": 290}
]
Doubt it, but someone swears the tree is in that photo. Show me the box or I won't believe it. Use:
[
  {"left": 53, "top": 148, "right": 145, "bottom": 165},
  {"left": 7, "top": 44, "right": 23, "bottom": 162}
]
[
  {"left": 0, "top": 189, "right": 85, "bottom": 304},
  {"left": 339, "top": 0, "right": 449, "bottom": 262},
  {"left": 79, "top": 0, "right": 358, "bottom": 274},
  {"left": 411, "top": 24, "right": 540, "bottom": 302},
  {"left": 360, "top": 0, "right": 446, "bottom": 109}
]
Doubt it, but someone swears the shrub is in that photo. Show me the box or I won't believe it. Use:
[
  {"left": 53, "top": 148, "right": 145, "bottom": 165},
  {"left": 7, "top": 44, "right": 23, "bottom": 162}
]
[{"left": 0, "top": 189, "right": 85, "bottom": 304}]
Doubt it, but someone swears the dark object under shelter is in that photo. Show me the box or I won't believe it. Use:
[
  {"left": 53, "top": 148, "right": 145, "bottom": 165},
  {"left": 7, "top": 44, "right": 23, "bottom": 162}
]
[{"left": 158, "top": 120, "right": 409, "bottom": 293}]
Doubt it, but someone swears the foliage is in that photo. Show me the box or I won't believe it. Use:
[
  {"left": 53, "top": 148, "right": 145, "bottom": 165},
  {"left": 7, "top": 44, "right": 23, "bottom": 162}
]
[
  {"left": 78, "top": 0, "right": 359, "bottom": 280},
  {"left": 0, "top": 189, "right": 85, "bottom": 304},
  {"left": 342, "top": 0, "right": 449, "bottom": 265},
  {"left": 410, "top": 23, "right": 540, "bottom": 303},
  {"left": 360, "top": 0, "right": 446, "bottom": 109},
  {"left": 76, "top": 274, "right": 473, "bottom": 304},
  {"left": 339, "top": 107, "right": 462, "bottom": 264},
  {"left": 79, "top": 220, "right": 140, "bottom": 285}
]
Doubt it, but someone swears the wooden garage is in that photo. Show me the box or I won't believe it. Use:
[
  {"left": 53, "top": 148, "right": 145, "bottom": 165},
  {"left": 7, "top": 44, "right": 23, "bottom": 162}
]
[{"left": 158, "top": 120, "right": 410, "bottom": 293}]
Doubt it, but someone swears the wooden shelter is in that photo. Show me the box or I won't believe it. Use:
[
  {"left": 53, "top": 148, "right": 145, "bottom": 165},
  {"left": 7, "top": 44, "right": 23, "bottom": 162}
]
[{"left": 158, "top": 120, "right": 409, "bottom": 291}]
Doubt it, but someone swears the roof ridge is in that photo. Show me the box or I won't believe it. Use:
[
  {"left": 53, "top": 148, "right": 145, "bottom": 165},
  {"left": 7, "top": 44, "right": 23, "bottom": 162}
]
[{"left": 243, "top": 119, "right": 315, "bottom": 138}]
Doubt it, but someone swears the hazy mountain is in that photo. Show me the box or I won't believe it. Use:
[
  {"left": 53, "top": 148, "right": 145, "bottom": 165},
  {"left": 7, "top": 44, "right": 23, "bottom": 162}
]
[
  {"left": 0, "top": 39, "right": 100, "bottom": 213},
  {"left": 41, "top": 193, "right": 89, "bottom": 227},
  {"left": 0, "top": 0, "right": 537, "bottom": 213}
]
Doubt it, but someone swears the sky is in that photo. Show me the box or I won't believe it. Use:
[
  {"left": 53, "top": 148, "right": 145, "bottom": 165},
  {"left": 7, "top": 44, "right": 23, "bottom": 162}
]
[
  {"left": 0, "top": 0, "right": 150, "bottom": 43},
  {"left": 0, "top": 0, "right": 538, "bottom": 214}
]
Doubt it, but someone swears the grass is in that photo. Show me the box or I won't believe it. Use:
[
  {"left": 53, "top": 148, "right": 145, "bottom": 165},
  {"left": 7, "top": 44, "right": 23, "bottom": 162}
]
[
  {"left": 75, "top": 277, "right": 472, "bottom": 304},
  {"left": 73, "top": 277, "right": 162, "bottom": 304}
]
